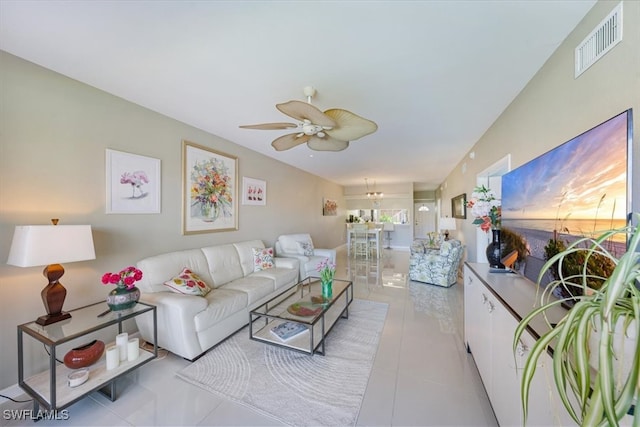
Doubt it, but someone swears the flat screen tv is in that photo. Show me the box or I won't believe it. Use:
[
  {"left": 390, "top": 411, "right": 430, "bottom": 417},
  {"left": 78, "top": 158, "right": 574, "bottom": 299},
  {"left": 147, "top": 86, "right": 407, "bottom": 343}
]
[{"left": 501, "top": 109, "right": 633, "bottom": 286}]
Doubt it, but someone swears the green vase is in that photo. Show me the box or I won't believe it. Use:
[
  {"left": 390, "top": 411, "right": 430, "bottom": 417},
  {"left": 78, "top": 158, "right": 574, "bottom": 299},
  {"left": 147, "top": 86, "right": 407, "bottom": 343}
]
[
  {"left": 321, "top": 279, "right": 333, "bottom": 299},
  {"left": 106, "top": 285, "right": 140, "bottom": 311}
]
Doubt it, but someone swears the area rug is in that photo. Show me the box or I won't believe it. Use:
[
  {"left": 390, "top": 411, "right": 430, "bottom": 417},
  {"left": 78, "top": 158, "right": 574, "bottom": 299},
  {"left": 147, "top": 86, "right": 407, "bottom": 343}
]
[{"left": 177, "top": 299, "right": 388, "bottom": 426}]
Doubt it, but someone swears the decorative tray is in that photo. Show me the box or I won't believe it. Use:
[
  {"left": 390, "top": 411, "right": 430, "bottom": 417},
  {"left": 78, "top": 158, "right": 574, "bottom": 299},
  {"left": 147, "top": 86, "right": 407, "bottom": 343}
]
[{"left": 287, "top": 301, "right": 323, "bottom": 317}]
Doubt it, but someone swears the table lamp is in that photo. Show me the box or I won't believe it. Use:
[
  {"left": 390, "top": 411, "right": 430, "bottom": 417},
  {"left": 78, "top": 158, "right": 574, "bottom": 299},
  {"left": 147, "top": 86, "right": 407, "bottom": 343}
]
[
  {"left": 7, "top": 219, "right": 96, "bottom": 325},
  {"left": 439, "top": 217, "right": 456, "bottom": 241}
]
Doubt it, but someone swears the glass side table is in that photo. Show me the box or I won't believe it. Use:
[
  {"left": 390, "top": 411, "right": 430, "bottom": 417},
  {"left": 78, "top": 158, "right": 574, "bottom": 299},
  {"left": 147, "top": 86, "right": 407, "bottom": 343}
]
[{"left": 17, "top": 301, "right": 157, "bottom": 412}]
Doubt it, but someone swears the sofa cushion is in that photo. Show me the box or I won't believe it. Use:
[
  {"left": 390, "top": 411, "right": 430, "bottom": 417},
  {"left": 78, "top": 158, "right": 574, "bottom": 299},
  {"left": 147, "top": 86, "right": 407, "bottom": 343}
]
[
  {"left": 222, "top": 276, "right": 275, "bottom": 305},
  {"left": 202, "top": 244, "right": 244, "bottom": 287},
  {"left": 233, "top": 240, "right": 267, "bottom": 277},
  {"left": 137, "top": 249, "right": 213, "bottom": 294},
  {"left": 163, "top": 268, "right": 212, "bottom": 296},
  {"left": 194, "top": 288, "right": 248, "bottom": 333},
  {"left": 252, "top": 267, "right": 299, "bottom": 290},
  {"left": 252, "top": 247, "right": 275, "bottom": 272}
]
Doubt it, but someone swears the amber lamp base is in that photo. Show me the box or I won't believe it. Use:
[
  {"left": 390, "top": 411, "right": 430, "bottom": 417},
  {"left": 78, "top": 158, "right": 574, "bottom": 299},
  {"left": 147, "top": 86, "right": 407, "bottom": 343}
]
[{"left": 36, "top": 264, "right": 72, "bottom": 326}]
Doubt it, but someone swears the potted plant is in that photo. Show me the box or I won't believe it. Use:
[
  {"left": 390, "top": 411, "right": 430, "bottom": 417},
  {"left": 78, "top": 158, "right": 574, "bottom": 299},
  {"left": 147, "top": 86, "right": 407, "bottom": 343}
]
[{"left": 514, "top": 219, "right": 640, "bottom": 426}]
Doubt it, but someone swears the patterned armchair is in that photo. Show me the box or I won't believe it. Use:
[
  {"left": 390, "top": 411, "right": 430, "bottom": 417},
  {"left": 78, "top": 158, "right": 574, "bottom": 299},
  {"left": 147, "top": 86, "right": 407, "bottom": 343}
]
[{"left": 409, "top": 239, "right": 464, "bottom": 287}]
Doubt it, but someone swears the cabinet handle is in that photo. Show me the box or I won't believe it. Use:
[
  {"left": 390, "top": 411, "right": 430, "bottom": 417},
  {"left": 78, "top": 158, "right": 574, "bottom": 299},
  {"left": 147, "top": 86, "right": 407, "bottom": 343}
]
[
  {"left": 516, "top": 340, "right": 528, "bottom": 356},
  {"left": 487, "top": 302, "right": 494, "bottom": 313}
]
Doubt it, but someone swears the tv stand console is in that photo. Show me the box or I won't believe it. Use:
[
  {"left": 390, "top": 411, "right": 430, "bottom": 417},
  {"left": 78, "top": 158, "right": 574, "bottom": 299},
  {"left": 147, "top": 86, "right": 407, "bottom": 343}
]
[{"left": 463, "top": 262, "right": 572, "bottom": 426}]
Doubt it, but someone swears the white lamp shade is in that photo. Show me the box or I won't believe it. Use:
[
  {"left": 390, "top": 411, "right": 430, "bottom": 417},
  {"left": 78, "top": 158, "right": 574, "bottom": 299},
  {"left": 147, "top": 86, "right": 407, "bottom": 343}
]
[
  {"left": 7, "top": 225, "right": 95, "bottom": 267},
  {"left": 439, "top": 217, "right": 456, "bottom": 231}
]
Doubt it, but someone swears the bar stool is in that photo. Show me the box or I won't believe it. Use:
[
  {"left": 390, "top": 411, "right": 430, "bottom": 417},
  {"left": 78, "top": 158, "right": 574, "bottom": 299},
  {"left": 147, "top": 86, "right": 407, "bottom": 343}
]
[
  {"left": 352, "top": 224, "right": 370, "bottom": 258},
  {"left": 383, "top": 223, "right": 394, "bottom": 249}
]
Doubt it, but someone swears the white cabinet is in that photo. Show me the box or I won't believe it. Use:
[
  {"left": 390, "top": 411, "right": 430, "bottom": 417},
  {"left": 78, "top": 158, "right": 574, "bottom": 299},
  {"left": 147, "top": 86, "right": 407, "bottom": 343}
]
[
  {"left": 464, "top": 269, "right": 493, "bottom": 396},
  {"left": 464, "top": 263, "right": 573, "bottom": 427}
]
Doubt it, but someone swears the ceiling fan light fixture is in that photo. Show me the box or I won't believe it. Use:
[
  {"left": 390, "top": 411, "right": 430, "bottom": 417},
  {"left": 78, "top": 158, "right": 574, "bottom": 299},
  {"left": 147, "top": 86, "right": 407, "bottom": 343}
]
[{"left": 240, "top": 87, "right": 377, "bottom": 152}]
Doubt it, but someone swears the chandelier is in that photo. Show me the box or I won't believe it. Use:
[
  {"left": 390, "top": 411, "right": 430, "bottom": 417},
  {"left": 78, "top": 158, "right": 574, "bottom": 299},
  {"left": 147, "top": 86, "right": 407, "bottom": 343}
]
[{"left": 365, "top": 178, "right": 383, "bottom": 199}]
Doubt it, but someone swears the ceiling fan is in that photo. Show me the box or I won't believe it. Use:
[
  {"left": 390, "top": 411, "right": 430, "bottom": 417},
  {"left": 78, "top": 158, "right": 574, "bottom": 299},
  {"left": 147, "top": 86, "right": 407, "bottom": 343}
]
[{"left": 239, "top": 86, "right": 378, "bottom": 152}]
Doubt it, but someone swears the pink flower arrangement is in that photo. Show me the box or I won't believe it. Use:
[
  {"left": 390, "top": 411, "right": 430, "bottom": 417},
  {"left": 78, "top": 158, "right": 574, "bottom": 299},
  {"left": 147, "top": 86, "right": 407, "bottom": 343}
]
[
  {"left": 101, "top": 266, "right": 143, "bottom": 290},
  {"left": 317, "top": 258, "right": 336, "bottom": 283}
]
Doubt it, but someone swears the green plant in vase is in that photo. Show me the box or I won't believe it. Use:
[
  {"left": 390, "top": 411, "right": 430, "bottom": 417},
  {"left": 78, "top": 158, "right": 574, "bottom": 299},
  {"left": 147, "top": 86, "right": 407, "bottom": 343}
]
[{"left": 514, "top": 218, "right": 640, "bottom": 426}]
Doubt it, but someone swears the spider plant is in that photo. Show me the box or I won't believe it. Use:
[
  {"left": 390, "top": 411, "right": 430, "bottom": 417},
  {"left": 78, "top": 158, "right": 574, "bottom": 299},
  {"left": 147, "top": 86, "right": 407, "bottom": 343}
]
[{"left": 514, "top": 218, "right": 640, "bottom": 426}]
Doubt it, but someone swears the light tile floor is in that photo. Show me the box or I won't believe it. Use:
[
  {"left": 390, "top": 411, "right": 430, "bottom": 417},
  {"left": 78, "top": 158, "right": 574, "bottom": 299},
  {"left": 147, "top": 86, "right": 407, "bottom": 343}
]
[{"left": 1, "top": 248, "right": 497, "bottom": 426}]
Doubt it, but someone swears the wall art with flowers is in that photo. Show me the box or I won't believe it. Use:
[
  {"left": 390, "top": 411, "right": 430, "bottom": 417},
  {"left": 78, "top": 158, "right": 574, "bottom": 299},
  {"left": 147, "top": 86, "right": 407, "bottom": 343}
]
[
  {"left": 105, "top": 149, "right": 161, "bottom": 214},
  {"left": 182, "top": 140, "right": 238, "bottom": 234}
]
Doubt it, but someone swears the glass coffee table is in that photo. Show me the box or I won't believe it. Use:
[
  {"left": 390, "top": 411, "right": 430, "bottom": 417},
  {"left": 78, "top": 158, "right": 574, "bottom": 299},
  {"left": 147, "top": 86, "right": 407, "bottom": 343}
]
[{"left": 249, "top": 277, "right": 353, "bottom": 355}]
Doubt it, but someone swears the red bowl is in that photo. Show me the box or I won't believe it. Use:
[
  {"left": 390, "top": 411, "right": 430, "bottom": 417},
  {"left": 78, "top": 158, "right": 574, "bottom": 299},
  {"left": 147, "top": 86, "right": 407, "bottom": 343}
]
[{"left": 64, "top": 340, "right": 105, "bottom": 369}]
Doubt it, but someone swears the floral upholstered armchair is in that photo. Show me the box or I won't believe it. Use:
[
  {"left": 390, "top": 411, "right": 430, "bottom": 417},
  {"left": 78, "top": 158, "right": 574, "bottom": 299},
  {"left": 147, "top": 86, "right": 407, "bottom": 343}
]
[{"left": 409, "top": 239, "right": 464, "bottom": 287}]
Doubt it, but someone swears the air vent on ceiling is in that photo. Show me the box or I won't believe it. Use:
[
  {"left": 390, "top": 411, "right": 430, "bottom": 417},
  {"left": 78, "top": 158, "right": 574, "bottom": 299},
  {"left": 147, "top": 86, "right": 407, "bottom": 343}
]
[{"left": 575, "top": 2, "right": 623, "bottom": 78}]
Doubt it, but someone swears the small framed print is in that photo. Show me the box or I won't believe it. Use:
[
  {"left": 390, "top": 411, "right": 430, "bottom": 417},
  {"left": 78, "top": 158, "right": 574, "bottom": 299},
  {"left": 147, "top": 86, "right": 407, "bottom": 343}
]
[
  {"left": 452, "top": 193, "right": 467, "bottom": 219},
  {"left": 182, "top": 140, "right": 238, "bottom": 234},
  {"left": 242, "top": 177, "right": 266, "bottom": 206},
  {"left": 323, "top": 198, "right": 337, "bottom": 216},
  {"left": 106, "top": 149, "right": 161, "bottom": 214}
]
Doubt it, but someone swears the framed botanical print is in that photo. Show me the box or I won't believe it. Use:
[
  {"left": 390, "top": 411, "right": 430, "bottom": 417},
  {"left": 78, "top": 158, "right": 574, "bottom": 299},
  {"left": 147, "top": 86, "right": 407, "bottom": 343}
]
[
  {"left": 105, "top": 149, "right": 161, "bottom": 214},
  {"left": 242, "top": 177, "right": 266, "bottom": 206},
  {"left": 323, "top": 198, "right": 337, "bottom": 216},
  {"left": 182, "top": 140, "right": 238, "bottom": 234}
]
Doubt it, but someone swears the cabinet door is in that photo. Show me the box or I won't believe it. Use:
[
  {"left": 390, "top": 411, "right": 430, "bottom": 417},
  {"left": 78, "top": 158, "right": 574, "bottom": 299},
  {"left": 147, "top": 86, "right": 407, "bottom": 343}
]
[
  {"left": 518, "top": 329, "right": 577, "bottom": 426},
  {"left": 464, "top": 267, "right": 492, "bottom": 396},
  {"left": 490, "top": 297, "right": 525, "bottom": 426}
]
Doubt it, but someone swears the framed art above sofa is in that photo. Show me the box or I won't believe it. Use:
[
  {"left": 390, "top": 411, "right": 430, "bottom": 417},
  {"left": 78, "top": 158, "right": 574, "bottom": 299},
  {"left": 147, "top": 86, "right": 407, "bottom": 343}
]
[{"left": 182, "top": 140, "right": 238, "bottom": 234}]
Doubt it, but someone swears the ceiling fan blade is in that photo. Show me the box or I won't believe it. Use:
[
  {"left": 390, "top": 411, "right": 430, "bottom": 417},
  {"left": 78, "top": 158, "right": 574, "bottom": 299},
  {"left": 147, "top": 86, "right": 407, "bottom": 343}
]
[
  {"left": 307, "top": 135, "right": 349, "bottom": 152},
  {"left": 239, "top": 122, "right": 298, "bottom": 130},
  {"left": 276, "top": 101, "right": 336, "bottom": 128},
  {"left": 323, "top": 108, "right": 378, "bottom": 141},
  {"left": 271, "top": 133, "right": 311, "bottom": 151}
]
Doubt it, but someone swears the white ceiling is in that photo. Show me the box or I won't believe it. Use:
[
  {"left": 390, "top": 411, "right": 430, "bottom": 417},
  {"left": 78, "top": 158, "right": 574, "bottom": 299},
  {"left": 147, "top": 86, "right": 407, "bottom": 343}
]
[{"left": 0, "top": 1, "right": 596, "bottom": 189}]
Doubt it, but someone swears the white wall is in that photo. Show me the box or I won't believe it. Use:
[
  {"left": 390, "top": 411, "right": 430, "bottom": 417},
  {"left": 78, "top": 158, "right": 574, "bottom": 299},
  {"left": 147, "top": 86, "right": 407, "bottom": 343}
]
[
  {"left": 0, "top": 52, "right": 346, "bottom": 389},
  {"left": 440, "top": 0, "right": 640, "bottom": 263}
]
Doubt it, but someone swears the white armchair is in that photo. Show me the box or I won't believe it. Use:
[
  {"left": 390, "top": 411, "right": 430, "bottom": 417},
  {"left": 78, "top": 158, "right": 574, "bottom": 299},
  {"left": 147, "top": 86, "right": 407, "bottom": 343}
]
[{"left": 275, "top": 233, "right": 336, "bottom": 280}]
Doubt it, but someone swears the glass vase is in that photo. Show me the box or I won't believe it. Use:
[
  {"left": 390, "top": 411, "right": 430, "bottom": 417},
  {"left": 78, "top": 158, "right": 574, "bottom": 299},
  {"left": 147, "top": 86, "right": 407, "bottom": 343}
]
[{"left": 321, "top": 279, "right": 333, "bottom": 299}]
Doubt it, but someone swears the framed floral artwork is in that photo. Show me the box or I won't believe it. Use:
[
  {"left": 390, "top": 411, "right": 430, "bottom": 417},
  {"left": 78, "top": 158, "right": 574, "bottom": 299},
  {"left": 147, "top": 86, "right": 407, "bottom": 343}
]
[
  {"left": 182, "top": 140, "right": 238, "bottom": 234},
  {"left": 105, "top": 149, "right": 161, "bottom": 214},
  {"left": 323, "top": 198, "right": 337, "bottom": 216},
  {"left": 242, "top": 177, "right": 266, "bottom": 206}
]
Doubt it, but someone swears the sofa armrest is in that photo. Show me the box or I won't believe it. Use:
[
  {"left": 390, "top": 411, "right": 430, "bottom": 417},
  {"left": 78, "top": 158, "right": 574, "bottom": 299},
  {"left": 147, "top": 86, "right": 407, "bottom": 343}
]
[
  {"left": 139, "top": 290, "right": 208, "bottom": 319},
  {"left": 313, "top": 248, "right": 336, "bottom": 263},
  {"left": 274, "top": 257, "right": 300, "bottom": 271}
]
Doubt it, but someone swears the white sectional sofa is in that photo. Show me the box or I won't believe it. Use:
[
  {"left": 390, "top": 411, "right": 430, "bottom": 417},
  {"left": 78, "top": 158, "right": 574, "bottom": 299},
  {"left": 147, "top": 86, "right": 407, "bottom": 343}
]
[{"left": 134, "top": 240, "right": 299, "bottom": 360}]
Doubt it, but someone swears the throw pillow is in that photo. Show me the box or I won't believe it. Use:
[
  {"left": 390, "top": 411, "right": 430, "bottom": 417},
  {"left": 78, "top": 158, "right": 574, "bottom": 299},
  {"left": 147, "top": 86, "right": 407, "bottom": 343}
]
[
  {"left": 253, "top": 247, "right": 275, "bottom": 271},
  {"left": 296, "top": 241, "right": 314, "bottom": 256},
  {"left": 163, "top": 268, "right": 212, "bottom": 296}
]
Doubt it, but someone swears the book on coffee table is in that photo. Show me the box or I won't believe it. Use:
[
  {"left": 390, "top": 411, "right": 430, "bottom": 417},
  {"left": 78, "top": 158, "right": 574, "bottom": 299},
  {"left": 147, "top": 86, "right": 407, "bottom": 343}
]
[{"left": 270, "top": 321, "right": 307, "bottom": 342}]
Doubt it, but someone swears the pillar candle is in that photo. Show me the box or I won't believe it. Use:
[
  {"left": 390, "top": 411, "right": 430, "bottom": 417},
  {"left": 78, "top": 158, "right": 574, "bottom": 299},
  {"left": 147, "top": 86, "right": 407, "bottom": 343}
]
[
  {"left": 116, "top": 332, "right": 128, "bottom": 362},
  {"left": 127, "top": 338, "right": 139, "bottom": 362},
  {"left": 106, "top": 346, "right": 119, "bottom": 370}
]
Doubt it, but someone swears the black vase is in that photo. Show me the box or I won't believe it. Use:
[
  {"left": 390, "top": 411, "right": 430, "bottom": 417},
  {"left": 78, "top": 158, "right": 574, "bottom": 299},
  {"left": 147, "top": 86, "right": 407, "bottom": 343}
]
[{"left": 486, "top": 229, "right": 505, "bottom": 269}]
